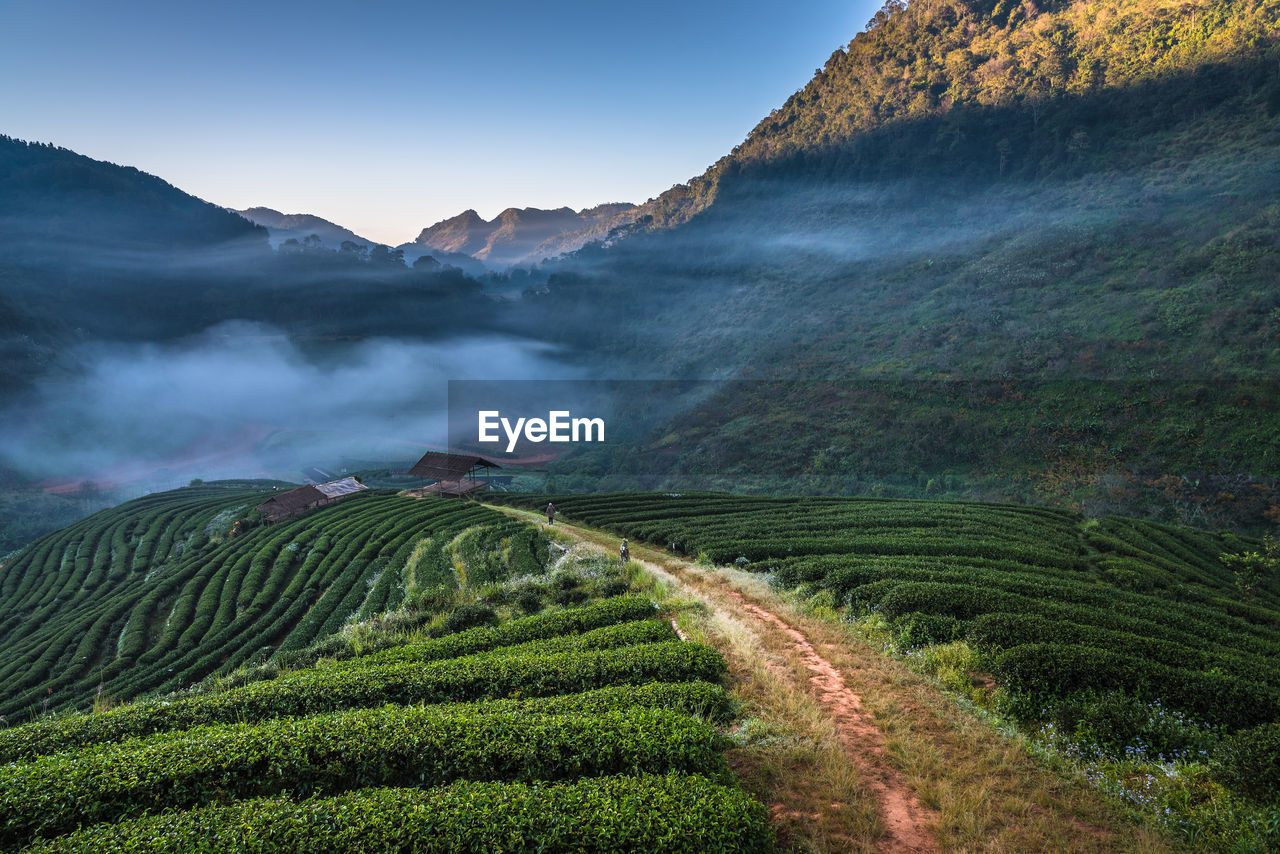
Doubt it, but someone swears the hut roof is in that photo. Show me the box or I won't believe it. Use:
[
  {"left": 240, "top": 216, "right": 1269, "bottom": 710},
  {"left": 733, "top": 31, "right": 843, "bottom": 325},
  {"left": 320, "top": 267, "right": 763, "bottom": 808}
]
[
  {"left": 313, "top": 476, "right": 367, "bottom": 499},
  {"left": 422, "top": 479, "right": 486, "bottom": 497},
  {"left": 408, "top": 452, "right": 501, "bottom": 481},
  {"left": 256, "top": 485, "right": 326, "bottom": 516}
]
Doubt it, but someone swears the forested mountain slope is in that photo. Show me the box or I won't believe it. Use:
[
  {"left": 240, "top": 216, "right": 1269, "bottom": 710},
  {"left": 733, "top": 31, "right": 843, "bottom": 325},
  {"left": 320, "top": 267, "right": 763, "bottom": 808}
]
[{"left": 521, "top": 0, "right": 1280, "bottom": 528}]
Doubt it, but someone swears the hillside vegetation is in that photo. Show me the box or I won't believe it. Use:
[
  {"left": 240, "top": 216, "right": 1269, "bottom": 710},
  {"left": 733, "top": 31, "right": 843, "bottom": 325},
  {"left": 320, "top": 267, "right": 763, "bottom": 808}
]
[
  {"left": 0, "top": 484, "right": 549, "bottom": 719},
  {"left": 520, "top": 0, "right": 1280, "bottom": 528},
  {"left": 0, "top": 526, "right": 769, "bottom": 851},
  {"left": 497, "top": 493, "right": 1280, "bottom": 849},
  {"left": 623, "top": 0, "right": 1280, "bottom": 227}
]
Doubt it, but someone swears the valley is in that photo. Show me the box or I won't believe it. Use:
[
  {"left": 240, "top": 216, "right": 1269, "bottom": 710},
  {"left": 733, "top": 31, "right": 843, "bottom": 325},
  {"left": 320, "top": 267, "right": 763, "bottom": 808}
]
[{"left": 1, "top": 0, "right": 1279, "bottom": 849}]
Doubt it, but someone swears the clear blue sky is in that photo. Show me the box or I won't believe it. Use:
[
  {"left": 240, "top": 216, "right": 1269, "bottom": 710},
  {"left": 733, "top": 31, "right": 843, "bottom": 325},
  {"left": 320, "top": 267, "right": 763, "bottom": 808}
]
[{"left": 2, "top": 0, "right": 880, "bottom": 245}]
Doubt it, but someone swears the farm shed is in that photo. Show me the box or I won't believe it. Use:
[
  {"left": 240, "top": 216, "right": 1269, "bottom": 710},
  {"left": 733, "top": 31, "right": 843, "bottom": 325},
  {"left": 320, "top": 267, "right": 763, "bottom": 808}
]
[
  {"left": 312, "top": 476, "right": 368, "bottom": 501},
  {"left": 408, "top": 451, "right": 500, "bottom": 498},
  {"left": 255, "top": 476, "right": 368, "bottom": 522}
]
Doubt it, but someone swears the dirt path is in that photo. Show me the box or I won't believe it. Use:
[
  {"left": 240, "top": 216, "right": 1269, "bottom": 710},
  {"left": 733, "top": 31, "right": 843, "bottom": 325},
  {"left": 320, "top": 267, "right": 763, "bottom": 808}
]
[
  {"left": 642, "top": 557, "right": 940, "bottom": 854},
  {"left": 489, "top": 506, "right": 1173, "bottom": 854},
  {"left": 721, "top": 586, "right": 938, "bottom": 853},
  {"left": 509, "top": 510, "right": 940, "bottom": 852}
]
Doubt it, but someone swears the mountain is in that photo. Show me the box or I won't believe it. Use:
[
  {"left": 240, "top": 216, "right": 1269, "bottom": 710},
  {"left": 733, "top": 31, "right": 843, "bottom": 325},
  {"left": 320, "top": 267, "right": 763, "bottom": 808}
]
[
  {"left": 235, "top": 207, "right": 374, "bottom": 250},
  {"left": 517, "top": 0, "right": 1280, "bottom": 530},
  {"left": 1, "top": 136, "right": 267, "bottom": 258},
  {"left": 610, "top": 0, "right": 1280, "bottom": 231},
  {"left": 406, "top": 203, "right": 637, "bottom": 267},
  {"left": 528, "top": 203, "right": 642, "bottom": 259},
  {"left": 233, "top": 207, "right": 489, "bottom": 275},
  {"left": 410, "top": 208, "right": 490, "bottom": 255},
  {"left": 0, "top": 138, "right": 499, "bottom": 552},
  {"left": 0, "top": 136, "right": 271, "bottom": 378}
]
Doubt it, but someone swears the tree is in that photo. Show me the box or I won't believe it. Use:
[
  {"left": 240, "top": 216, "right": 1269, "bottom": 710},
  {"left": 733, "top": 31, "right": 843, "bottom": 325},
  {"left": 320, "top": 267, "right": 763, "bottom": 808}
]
[
  {"left": 866, "top": 0, "right": 906, "bottom": 31},
  {"left": 368, "top": 245, "right": 405, "bottom": 267},
  {"left": 1220, "top": 534, "right": 1279, "bottom": 600},
  {"left": 339, "top": 240, "right": 368, "bottom": 262}
]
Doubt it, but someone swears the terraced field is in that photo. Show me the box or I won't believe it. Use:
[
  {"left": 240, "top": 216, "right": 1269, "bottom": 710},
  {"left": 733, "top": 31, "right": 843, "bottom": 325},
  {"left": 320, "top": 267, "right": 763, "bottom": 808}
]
[
  {"left": 6, "top": 485, "right": 1277, "bottom": 850},
  {"left": 0, "top": 483, "right": 547, "bottom": 719},
  {"left": 0, "top": 591, "right": 769, "bottom": 852},
  {"left": 495, "top": 493, "right": 1280, "bottom": 814}
]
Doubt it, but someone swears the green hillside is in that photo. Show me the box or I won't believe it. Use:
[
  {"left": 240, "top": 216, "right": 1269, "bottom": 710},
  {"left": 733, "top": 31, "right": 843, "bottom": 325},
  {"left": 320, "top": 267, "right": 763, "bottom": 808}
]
[
  {"left": 0, "top": 560, "right": 765, "bottom": 851},
  {"left": 623, "top": 0, "right": 1280, "bottom": 228},
  {"left": 522, "top": 0, "right": 1280, "bottom": 528},
  {"left": 6, "top": 482, "right": 1279, "bottom": 847},
  {"left": 0, "top": 483, "right": 550, "bottom": 719},
  {"left": 496, "top": 493, "right": 1280, "bottom": 847}
]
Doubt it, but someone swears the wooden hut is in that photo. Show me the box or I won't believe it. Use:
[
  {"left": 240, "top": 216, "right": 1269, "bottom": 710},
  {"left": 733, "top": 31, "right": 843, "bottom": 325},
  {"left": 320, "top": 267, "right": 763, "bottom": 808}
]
[
  {"left": 408, "top": 452, "right": 500, "bottom": 497},
  {"left": 255, "top": 476, "right": 368, "bottom": 523}
]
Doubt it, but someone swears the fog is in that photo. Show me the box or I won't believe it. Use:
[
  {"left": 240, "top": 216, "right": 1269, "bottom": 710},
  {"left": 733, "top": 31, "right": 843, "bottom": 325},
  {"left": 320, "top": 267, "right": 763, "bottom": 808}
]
[{"left": 0, "top": 322, "right": 579, "bottom": 491}]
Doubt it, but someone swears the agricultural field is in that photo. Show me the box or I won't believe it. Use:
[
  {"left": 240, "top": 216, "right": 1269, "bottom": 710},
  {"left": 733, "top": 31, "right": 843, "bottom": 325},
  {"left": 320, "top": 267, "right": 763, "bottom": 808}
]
[
  {"left": 497, "top": 493, "right": 1280, "bottom": 846},
  {"left": 0, "top": 572, "right": 769, "bottom": 851},
  {"left": 0, "top": 482, "right": 549, "bottom": 720}
]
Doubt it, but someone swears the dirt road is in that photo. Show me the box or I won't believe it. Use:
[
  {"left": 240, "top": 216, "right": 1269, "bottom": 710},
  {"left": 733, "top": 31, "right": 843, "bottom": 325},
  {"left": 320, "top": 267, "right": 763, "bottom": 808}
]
[{"left": 490, "top": 505, "right": 1165, "bottom": 854}]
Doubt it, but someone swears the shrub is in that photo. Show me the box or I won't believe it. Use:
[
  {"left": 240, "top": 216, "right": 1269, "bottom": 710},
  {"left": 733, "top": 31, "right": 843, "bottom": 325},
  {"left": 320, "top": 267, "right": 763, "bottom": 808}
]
[
  {"left": 516, "top": 590, "right": 545, "bottom": 614},
  {"left": 552, "top": 588, "right": 590, "bottom": 606},
  {"left": 23, "top": 775, "right": 775, "bottom": 853},
  {"left": 439, "top": 603, "right": 499, "bottom": 636},
  {"left": 599, "top": 579, "right": 632, "bottom": 598},
  {"left": 553, "top": 573, "right": 583, "bottom": 591},
  {"left": 992, "top": 643, "right": 1280, "bottom": 729},
  {"left": 893, "top": 612, "right": 961, "bottom": 648},
  {"left": 1049, "top": 692, "right": 1213, "bottom": 762},
  {"left": 357, "top": 596, "right": 661, "bottom": 668},
  {"left": 1211, "top": 722, "right": 1280, "bottom": 803},
  {"left": 0, "top": 639, "right": 723, "bottom": 763},
  {"left": 0, "top": 708, "right": 729, "bottom": 847}
]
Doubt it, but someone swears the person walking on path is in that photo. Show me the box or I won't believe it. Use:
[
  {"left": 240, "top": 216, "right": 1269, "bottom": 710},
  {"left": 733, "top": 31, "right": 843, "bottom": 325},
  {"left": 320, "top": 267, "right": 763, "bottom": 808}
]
[
  {"left": 546, "top": 501, "right": 556, "bottom": 525},
  {"left": 619, "top": 538, "right": 630, "bottom": 566}
]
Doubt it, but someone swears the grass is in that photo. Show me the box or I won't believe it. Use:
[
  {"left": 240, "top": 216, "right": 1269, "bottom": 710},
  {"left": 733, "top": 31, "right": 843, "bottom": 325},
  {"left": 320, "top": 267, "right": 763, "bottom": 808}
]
[
  {"left": 808, "top": 594, "right": 1280, "bottom": 851},
  {"left": 495, "top": 504, "right": 1178, "bottom": 853}
]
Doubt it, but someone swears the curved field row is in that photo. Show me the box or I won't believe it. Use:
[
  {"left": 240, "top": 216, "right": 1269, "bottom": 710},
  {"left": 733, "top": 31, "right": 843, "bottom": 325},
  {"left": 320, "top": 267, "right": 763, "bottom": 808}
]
[
  {"left": 0, "top": 484, "right": 548, "bottom": 719},
  {"left": 22, "top": 775, "right": 770, "bottom": 854},
  {"left": 0, "top": 536, "right": 765, "bottom": 853},
  {"left": 496, "top": 492, "right": 1280, "bottom": 805}
]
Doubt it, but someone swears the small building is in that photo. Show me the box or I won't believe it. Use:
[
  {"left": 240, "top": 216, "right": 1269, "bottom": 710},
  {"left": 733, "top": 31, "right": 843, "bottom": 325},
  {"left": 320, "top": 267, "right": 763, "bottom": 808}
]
[
  {"left": 312, "top": 476, "right": 368, "bottom": 501},
  {"left": 255, "top": 476, "right": 368, "bottom": 523},
  {"left": 408, "top": 451, "right": 500, "bottom": 498}
]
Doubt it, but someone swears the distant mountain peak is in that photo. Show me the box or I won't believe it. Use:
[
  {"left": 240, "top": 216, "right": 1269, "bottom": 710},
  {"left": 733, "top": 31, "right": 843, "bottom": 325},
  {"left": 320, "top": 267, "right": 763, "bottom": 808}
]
[
  {"left": 235, "top": 207, "right": 373, "bottom": 250},
  {"left": 411, "top": 203, "right": 638, "bottom": 267}
]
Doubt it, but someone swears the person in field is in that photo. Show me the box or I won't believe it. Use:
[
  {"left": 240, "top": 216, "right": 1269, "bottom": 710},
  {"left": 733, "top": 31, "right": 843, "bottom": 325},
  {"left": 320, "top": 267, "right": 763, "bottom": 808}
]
[
  {"left": 546, "top": 501, "right": 556, "bottom": 525},
  {"left": 619, "top": 538, "right": 630, "bottom": 565}
]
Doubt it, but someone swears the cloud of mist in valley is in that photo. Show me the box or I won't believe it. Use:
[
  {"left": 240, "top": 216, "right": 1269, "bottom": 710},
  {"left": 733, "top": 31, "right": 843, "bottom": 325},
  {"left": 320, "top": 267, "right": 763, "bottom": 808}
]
[
  {"left": 678, "top": 176, "right": 1158, "bottom": 266},
  {"left": 0, "top": 322, "right": 580, "bottom": 490}
]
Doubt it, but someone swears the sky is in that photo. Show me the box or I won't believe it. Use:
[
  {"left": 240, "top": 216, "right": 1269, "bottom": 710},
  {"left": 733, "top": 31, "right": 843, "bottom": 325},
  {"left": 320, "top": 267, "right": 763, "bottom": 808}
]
[{"left": 1, "top": 0, "right": 881, "bottom": 245}]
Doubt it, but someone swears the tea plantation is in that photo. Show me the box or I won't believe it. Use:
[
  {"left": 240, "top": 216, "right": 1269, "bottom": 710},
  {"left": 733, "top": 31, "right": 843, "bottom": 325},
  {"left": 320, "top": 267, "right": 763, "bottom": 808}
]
[
  {"left": 497, "top": 493, "right": 1280, "bottom": 811},
  {"left": 0, "top": 485, "right": 772, "bottom": 851},
  {"left": 0, "top": 597, "right": 767, "bottom": 851},
  {"left": 0, "top": 483, "right": 554, "bottom": 719}
]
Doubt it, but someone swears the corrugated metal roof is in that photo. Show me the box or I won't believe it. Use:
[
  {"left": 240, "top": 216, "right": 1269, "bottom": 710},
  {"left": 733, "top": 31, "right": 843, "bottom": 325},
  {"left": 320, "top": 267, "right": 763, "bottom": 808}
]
[
  {"left": 408, "top": 452, "right": 501, "bottom": 481},
  {"left": 313, "top": 476, "right": 368, "bottom": 499}
]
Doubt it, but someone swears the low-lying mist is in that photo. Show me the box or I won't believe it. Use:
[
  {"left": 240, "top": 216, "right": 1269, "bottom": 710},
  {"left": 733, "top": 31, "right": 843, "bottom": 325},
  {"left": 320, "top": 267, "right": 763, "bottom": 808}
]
[{"left": 0, "top": 321, "right": 579, "bottom": 491}]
